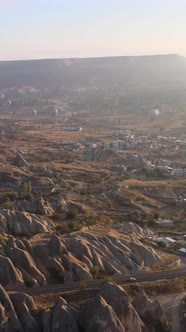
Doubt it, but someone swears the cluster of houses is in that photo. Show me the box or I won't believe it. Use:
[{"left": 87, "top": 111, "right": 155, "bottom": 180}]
[
  {"left": 149, "top": 221, "right": 186, "bottom": 253},
  {"left": 59, "top": 128, "right": 186, "bottom": 179}
]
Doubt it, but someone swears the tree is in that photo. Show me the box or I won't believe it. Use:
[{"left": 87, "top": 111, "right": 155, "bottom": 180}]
[
  {"left": 157, "top": 241, "right": 166, "bottom": 248},
  {"left": 90, "top": 266, "right": 100, "bottom": 279},
  {"left": 27, "top": 181, "right": 32, "bottom": 194},
  {"left": 23, "top": 181, "right": 33, "bottom": 198},
  {"left": 23, "top": 182, "right": 28, "bottom": 195}
]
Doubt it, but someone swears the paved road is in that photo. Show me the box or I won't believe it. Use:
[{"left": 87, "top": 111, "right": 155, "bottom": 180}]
[{"left": 8, "top": 266, "right": 186, "bottom": 296}]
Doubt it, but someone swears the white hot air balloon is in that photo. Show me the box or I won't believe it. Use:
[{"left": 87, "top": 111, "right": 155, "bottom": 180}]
[
  {"left": 0, "top": 93, "right": 4, "bottom": 100},
  {"left": 33, "top": 109, "right": 37, "bottom": 117},
  {"left": 148, "top": 109, "right": 160, "bottom": 121},
  {"left": 8, "top": 99, "right": 12, "bottom": 106},
  {"left": 54, "top": 108, "right": 58, "bottom": 117}
]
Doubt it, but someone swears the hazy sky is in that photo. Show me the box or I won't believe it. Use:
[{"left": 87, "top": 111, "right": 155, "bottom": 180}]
[{"left": 1, "top": 0, "right": 186, "bottom": 60}]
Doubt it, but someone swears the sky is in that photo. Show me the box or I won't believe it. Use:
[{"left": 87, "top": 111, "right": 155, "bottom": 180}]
[{"left": 0, "top": 0, "right": 186, "bottom": 60}]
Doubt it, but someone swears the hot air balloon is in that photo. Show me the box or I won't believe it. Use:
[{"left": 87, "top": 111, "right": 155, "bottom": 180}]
[
  {"left": 54, "top": 108, "right": 58, "bottom": 117},
  {"left": 33, "top": 109, "right": 37, "bottom": 117},
  {"left": 0, "top": 93, "right": 4, "bottom": 100},
  {"left": 148, "top": 109, "right": 160, "bottom": 120}
]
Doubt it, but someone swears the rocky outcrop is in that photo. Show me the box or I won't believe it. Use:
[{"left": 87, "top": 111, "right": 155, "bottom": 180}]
[
  {"left": 100, "top": 283, "right": 144, "bottom": 332},
  {"left": 13, "top": 152, "right": 28, "bottom": 168},
  {"left": 0, "top": 209, "right": 55, "bottom": 235},
  {"left": 111, "top": 222, "right": 153, "bottom": 237},
  {"left": 0, "top": 255, "right": 24, "bottom": 288},
  {"left": 132, "top": 291, "right": 169, "bottom": 332},
  {"left": 0, "top": 222, "right": 169, "bottom": 286},
  {"left": 0, "top": 284, "right": 23, "bottom": 331},
  {"left": 52, "top": 297, "right": 79, "bottom": 332},
  {"left": 0, "top": 169, "right": 21, "bottom": 188},
  {"left": 78, "top": 295, "right": 125, "bottom": 332},
  {"left": 55, "top": 197, "right": 68, "bottom": 212},
  {"left": 67, "top": 200, "right": 86, "bottom": 213},
  {"left": 10, "top": 292, "right": 40, "bottom": 332},
  {"left": 0, "top": 235, "right": 48, "bottom": 288},
  {"left": 130, "top": 241, "right": 160, "bottom": 267},
  {"left": 60, "top": 227, "right": 161, "bottom": 278},
  {"left": 0, "top": 283, "right": 170, "bottom": 332},
  {"left": 5, "top": 244, "right": 46, "bottom": 286},
  {"left": 13, "top": 197, "right": 54, "bottom": 215}
]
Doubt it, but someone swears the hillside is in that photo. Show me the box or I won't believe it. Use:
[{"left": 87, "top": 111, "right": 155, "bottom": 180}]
[{"left": 1, "top": 54, "right": 186, "bottom": 112}]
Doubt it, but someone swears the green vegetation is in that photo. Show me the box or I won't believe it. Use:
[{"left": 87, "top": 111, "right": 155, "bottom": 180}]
[
  {"left": 90, "top": 266, "right": 100, "bottom": 279},
  {"left": 66, "top": 209, "right": 78, "bottom": 219},
  {"left": 1, "top": 199, "right": 14, "bottom": 208},
  {"left": 68, "top": 221, "right": 80, "bottom": 231},
  {"left": 157, "top": 241, "right": 167, "bottom": 248},
  {"left": 24, "top": 278, "right": 35, "bottom": 288},
  {"left": 53, "top": 171, "right": 61, "bottom": 179},
  {"left": 147, "top": 220, "right": 157, "bottom": 228},
  {"left": 153, "top": 212, "right": 160, "bottom": 219},
  {"left": 0, "top": 192, "right": 18, "bottom": 208},
  {"left": 101, "top": 276, "right": 113, "bottom": 285},
  {"left": 19, "top": 233, "right": 33, "bottom": 239},
  {"left": 83, "top": 212, "right": 97, "bottom": 226},
  {"left": 80, "top": 189, "right": 88, "bottom": 195},
  {"left": 0, "top": 234, "right": 8, "bottom": 242},
  {"left": 51, "top": 212, "right": 60, "bottom": 220},
  {"left": 23, "top": 181, "right": 32, "bottom": 195}
]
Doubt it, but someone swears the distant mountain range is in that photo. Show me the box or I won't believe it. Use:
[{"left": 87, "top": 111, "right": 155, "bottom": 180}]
[{"left": 1, "top": 54, "right": 186, "bottom": 111}]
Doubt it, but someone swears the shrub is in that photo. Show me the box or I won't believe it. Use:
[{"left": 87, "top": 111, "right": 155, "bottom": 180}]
[
  {"left": 80, "top": 189, "right": 87, "bottom": 195},
  {"left": 1, "top": 200, "right": 14, "bottom": 208},
  {"left": 66, "top": 209, "right": 78, "bottom": 219},
  {"left": 153, "top": 212, "right": 160, "bottom": 219},
  {"left": 157, "top": 241, "right": 166, "bottom": 248},
  {"left": 23, "top": 193, "right": 34, "bottom": 201},
  {"left": 90, "top": 266, "right": 100, "bottom": 279},
  {"left": 101, "top": 275, "right": 113, "bottom": 285},
  {"left": 148, "top": 220, "right": 157, "bottom": 227},
  {"left": 53, "top": 171, "right": 61, "bottom": 179},
  {"left": 21, "top": 233, "right": 33, "bottom": 239},
  {"left": 23, "top": 181, "right": 32, "bottom": 195},
  {"left": 0, "top": 234, "right": 8, "bottom": 242},
  {"left": 68, "top": 221, "right": 82, "bottom": 232},
  {"left": 83, "top": 212, "right": 97, "bottom": 226},
  {"left": 6, "top": 193, "right": 18, "bottom": 201},
  {"left": 24, "top": 278, "right": 35, "bottom": 288},
  {"left": 52, "top": 212, "right": 60, "bottom": 220}
]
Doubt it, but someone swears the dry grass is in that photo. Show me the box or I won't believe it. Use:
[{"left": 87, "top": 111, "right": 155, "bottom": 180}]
[{"left": 124, "top": 278, "right": 186, "bottom": 298}]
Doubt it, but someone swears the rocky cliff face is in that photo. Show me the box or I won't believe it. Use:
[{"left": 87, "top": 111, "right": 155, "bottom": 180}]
[
  {"left": 0, "top": 282, "right": 170, "bottom": 332},
  {"left": 0, "top": 224, "right": 164, "bottom": 288},
  {"left": 0, "top": 209, "right": 55, "bottom": 235},
  {"left": 13, "top": 197, "right": 54, "bottom": 215},
  {"left": 100, "top": 282, "right": 144, "bottom": 332},
  {"left": 13, "top": 152, "right": 28, "bottom": 168},
  {"left": 132, "top": 291, "right": 169, "bottom": 332}
]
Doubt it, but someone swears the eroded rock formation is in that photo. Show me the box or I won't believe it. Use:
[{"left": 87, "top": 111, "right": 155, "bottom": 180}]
[{"left": 0, "top": 283, "right": 170, "bottom": 332}]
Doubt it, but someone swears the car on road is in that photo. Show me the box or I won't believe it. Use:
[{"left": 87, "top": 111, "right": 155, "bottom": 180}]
[{"left": 129, "top": 277, "right": 136, "bottom": 282}]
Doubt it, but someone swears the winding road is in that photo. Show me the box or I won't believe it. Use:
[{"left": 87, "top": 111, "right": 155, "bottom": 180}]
[{"left": 9, "top": 266, "right": 186, "bottom": 296}]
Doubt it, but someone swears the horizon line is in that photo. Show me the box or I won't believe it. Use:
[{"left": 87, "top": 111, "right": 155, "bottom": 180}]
[{"left": 0, "top": 53, "right": 184, "bottom": 63}]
